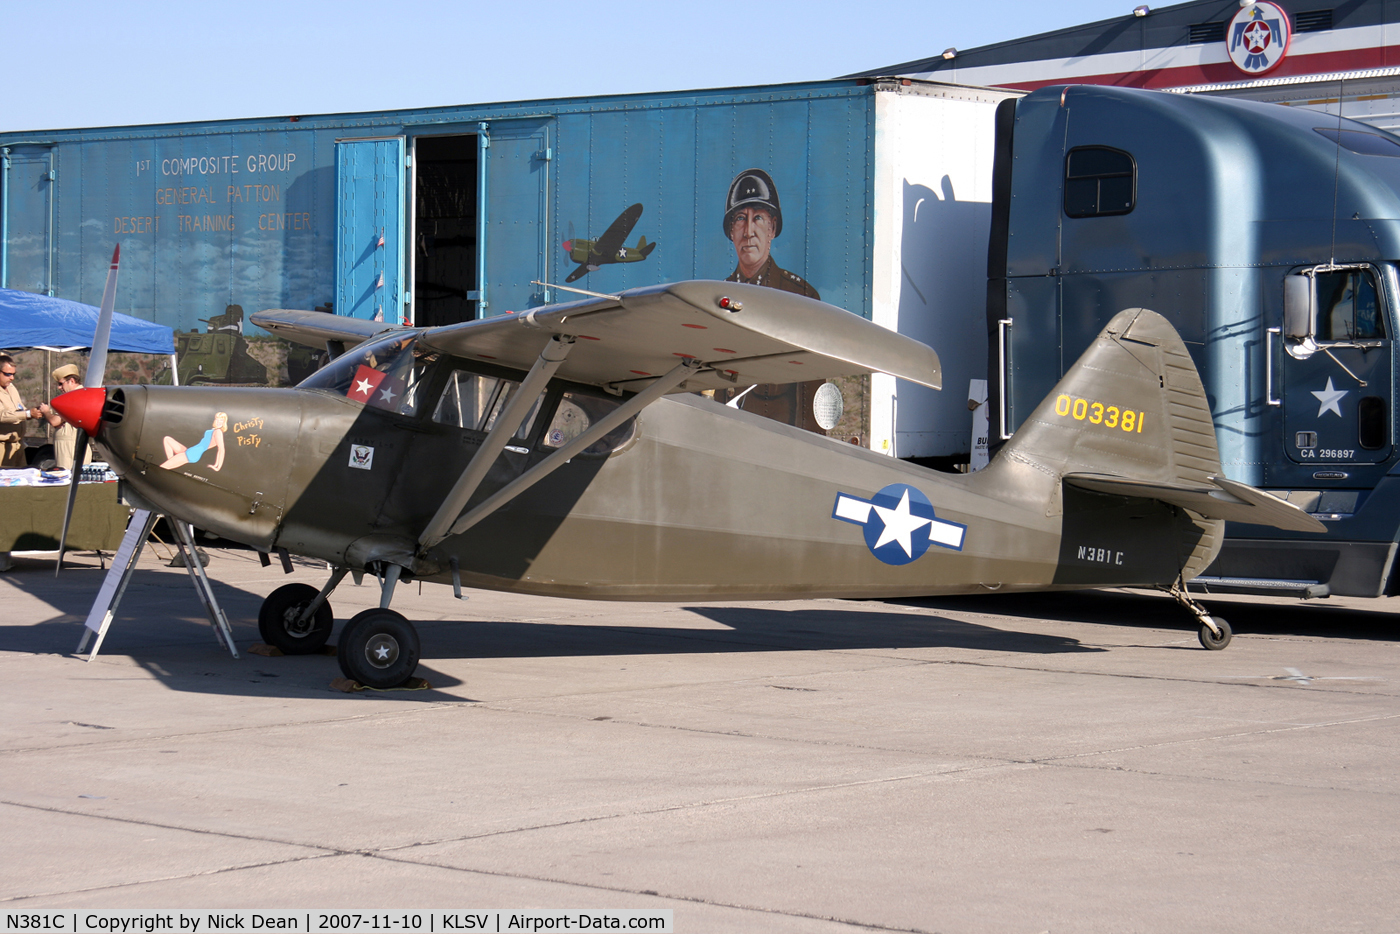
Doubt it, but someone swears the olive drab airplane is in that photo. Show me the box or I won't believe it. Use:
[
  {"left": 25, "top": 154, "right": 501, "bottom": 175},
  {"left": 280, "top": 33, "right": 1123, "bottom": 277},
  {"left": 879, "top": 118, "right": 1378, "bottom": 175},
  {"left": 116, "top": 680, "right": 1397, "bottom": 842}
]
[
  {"left": 53, "top": 270, "right": 1326, "bottom": 688},
  {"left": 562, "top": 203, "right": 657, "bottom": 282}
]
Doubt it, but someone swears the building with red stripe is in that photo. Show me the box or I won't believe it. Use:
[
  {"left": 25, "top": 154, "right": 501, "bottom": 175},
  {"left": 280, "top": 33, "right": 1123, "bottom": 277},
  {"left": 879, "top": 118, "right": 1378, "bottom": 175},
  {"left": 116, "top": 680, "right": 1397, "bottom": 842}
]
[{"left": 855, "top": 0, "right": 1400, "bottom": 130}]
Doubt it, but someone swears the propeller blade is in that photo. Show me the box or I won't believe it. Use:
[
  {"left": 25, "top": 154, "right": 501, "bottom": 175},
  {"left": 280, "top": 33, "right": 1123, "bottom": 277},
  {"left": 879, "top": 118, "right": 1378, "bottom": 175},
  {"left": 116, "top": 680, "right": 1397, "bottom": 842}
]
[
  {"left": 54, "top": 432, "right": 90, "bottom": 576},
  {"left": 57, "top": 244, "right": 119, "bottom": 574},
  {"left": 86, "top": 244, "right": 120, "bottom": 388}
]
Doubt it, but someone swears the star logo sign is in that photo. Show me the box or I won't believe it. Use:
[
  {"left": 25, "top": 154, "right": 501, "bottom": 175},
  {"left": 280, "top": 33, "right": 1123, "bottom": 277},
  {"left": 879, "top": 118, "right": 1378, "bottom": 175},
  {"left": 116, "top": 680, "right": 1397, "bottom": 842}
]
[
  {"left": 832, "top": 483, "right": 966, "bottom": 566},
  {"left": 1312, "top": 377, "right": 1349, "bottom": 418},
  {"left": 1228, "top": 1, "right": 1289, "bottom": 74}
]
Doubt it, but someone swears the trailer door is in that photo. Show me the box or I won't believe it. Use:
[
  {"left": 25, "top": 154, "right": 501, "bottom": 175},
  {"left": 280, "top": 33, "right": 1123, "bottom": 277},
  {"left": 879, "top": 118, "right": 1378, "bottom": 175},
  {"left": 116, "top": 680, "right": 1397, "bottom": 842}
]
[
  {"left": 2, "top": 146, "right": 55, "bottom": 294},
  {"left": 478, "top": 119, "right": 551, "bottom": 317},
  {"left": 335, "top": 137, "right": 406, "bottom": 323},
  {"left": 1279, "top": 266, "right": 1393, "bottom": 467}
]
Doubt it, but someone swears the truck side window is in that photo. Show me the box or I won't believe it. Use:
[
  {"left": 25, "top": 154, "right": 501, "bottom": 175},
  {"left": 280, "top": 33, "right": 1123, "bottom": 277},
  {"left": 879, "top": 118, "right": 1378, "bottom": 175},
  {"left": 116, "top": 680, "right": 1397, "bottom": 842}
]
[
  {"left": 1316, "top": 270, "right": 1385, "bottom": 341},
  {"left": 433, "top": 369, "right": 542, "bottom": 439},
  {"left": 541, "top": 391, "right": 636, "bottom": 456},
  {"left": 1064, "top": 147, "right": 1135, "bottom": 218}
]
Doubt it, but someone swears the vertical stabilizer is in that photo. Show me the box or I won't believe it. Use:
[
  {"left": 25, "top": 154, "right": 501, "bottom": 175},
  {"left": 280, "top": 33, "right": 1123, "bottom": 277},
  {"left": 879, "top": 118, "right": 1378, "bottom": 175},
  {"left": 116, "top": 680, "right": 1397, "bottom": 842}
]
[{"left": 972, "top": 307, "right": 1225, "bottom": 580}]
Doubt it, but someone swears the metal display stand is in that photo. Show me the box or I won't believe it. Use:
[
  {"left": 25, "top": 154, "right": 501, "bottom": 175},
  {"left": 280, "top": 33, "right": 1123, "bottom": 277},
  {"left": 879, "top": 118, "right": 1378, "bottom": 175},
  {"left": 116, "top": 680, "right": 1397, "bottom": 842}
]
[{"left": 77, "top": 509, "right": 239, "bottom": 661}]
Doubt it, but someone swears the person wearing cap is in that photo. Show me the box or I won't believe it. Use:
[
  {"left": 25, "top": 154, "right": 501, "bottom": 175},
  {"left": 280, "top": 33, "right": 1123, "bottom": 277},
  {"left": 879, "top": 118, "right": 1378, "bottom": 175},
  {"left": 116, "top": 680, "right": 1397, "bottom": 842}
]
[
  {"left": 723, "top": 168, "right": 819, "bottom": 300},
  {"left": 0, "top": 354, "right": 32, "bottom": 468},
  {"left": 35, "top": 363, "right": 93, "bottom": 470}
]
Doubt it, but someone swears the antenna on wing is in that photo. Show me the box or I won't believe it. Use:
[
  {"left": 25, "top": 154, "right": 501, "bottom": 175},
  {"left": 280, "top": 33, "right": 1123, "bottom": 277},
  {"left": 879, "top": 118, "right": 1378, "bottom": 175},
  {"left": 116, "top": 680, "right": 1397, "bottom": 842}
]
[
  {"left": 56, "top": 244, "right": 119, "bottom": 575},
  {"left": 530, "top": 279, "right": 621, "bottom": 301}
]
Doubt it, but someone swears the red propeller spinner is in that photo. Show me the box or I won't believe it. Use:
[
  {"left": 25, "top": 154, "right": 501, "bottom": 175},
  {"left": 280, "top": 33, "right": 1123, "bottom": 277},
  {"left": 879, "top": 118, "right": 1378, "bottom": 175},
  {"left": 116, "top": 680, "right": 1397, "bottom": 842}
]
[{"left": 51, "top": 387, "right": 106, "bottom": 437}]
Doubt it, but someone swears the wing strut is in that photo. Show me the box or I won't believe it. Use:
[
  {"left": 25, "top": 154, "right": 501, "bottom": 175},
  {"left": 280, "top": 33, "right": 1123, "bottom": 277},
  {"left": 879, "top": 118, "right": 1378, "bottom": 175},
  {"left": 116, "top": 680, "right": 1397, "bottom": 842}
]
[
  {"left": 424, "top": 358, "right": 701, "bottom": 551},
  {"left": 418, "top": 335, "right": 577, "bottom": 552}
]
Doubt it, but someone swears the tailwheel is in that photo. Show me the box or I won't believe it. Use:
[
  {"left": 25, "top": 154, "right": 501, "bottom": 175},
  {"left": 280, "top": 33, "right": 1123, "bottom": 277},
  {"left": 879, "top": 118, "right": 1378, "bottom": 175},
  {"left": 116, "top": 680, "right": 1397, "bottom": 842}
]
[
  {"left": 258, "top": 583, "right": 333, "bottom": 654},
  {"left": 1198, "top": 617, "right": 1232, "bottom": 651},
  {"left": 337, "top": 608, "right": 420, "bottom": 689},
  {"left": 1164, "top": 576, "right": 1234, "bottom": 651}
]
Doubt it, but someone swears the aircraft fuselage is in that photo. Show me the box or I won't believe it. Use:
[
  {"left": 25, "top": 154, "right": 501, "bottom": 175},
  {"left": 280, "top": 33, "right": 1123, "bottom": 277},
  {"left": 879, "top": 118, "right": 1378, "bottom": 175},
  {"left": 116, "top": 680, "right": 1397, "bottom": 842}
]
[{"left": 97, "top": 379, "right": 1216, "bottom": 601}]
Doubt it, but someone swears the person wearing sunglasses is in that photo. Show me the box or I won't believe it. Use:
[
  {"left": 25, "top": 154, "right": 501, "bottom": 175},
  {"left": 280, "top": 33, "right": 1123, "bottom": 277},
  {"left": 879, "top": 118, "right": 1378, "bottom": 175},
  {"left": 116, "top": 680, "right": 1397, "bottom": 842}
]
[{"left": 0, "top": 354, "right": 34, "bottom": 468}]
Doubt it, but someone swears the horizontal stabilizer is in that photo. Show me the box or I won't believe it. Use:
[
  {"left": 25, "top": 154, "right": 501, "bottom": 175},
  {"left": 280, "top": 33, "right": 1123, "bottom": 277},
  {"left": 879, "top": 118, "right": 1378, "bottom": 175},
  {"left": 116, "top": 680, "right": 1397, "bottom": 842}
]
[
  {"left": 1064, "top": 473, "right": 1326, "bottom": 533},
  {"left": 250, "top": 309, "right": 399, "bottom": 348},
  {"left": 417, "top": 280, "right": 941, "bottom": 393}
]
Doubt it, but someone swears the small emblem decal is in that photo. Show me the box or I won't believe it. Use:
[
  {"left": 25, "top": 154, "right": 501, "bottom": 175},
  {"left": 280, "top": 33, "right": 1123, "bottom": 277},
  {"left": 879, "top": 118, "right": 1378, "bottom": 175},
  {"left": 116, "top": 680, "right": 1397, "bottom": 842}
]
[
  {"left": 349, "top": 444, "right": 375, "bottom": 470},
  {"left": 1228, "top": 2, "right": 1291, "bottom": 76},
  {"left": 832, "top": 483, "right": 966, "bottom": 565},
  {"left": 1311, "top": 377, "right": 1348, "bottom": 418}
]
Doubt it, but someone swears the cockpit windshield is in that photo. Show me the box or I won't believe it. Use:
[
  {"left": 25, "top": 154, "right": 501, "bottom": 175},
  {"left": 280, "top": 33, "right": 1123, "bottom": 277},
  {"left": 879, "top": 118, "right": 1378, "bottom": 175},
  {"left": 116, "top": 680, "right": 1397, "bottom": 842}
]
[{"left": 298, "top": 331, "right": 440, "bottom": 416}]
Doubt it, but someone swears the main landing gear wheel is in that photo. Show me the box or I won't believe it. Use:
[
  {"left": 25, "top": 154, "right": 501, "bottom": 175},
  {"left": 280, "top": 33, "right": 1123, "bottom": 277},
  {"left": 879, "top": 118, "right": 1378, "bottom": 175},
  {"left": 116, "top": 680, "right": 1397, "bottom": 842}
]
[
  {"left": 337, "top": 608, "right": 420, "bottom": 689},
  {"left": 1198, "top": 617, "right": 1233, "bottom": 651},
  {"left": 258, "top": 583, "right": 333, "bottom": 654}
]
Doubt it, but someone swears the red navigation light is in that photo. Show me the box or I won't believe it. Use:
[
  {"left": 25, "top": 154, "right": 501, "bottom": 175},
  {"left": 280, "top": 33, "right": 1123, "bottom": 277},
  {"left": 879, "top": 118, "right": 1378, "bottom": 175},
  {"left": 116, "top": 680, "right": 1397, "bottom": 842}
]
[{"left": 51, "top": 387, "right": 107, "bottom": 437}]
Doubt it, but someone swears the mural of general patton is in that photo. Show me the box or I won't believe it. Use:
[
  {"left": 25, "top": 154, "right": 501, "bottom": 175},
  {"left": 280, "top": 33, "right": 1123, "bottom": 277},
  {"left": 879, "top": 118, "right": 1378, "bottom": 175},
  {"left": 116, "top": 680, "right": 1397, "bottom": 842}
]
[
  {"left": 720, "top": 168, "right": 823, "bottom": 431},
  {"left": 724, "top": 169, "right": 819, "bottom": 299}
]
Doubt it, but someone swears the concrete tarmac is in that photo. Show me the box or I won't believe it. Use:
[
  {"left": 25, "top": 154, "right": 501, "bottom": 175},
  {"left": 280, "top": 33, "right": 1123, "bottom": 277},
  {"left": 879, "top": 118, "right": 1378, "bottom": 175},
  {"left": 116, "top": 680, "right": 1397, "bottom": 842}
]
[{"left": 1, "top": 546, "right": 1397, "bottom": 932}]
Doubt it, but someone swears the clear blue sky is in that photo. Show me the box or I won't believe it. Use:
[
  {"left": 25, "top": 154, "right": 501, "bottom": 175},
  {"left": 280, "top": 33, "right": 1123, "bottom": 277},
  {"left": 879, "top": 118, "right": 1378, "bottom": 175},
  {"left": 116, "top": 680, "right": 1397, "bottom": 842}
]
[{"left": 3, "top": 0, "right": 1141, "bottom": 132}]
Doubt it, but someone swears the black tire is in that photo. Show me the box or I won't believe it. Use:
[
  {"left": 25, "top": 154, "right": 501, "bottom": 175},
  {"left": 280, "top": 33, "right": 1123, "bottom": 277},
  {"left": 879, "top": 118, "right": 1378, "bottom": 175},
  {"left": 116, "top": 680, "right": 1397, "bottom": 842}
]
[
  {"left": 1198, "top": 616, "right": 1233, "bottom": 651},
  {"left": 258, "top": 583, "right": 333, "bottom": 654},
  {"left": 337, "top": 608, "right": 420, "bottom": 689}
]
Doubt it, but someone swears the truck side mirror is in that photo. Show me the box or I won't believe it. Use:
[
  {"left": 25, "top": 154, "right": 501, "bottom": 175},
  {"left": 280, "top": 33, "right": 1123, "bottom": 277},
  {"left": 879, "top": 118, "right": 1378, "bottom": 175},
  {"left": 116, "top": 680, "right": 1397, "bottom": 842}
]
[{"left": 1284, "top": 274, "right": 1316, "bottom": 345}]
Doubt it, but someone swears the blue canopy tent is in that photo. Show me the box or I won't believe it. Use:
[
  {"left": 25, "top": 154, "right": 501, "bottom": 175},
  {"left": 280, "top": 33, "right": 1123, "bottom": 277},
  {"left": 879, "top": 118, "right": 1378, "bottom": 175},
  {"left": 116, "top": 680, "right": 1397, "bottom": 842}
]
[{"left": 0, "top": 288, "right": 175, "bottom": 354}]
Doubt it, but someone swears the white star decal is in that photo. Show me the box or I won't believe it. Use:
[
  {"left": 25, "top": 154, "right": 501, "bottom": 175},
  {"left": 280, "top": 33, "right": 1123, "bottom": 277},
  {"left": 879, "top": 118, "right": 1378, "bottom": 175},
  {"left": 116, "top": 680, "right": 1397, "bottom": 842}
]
[
  {"left": 870, "top": 488, "right": 934, "bottom": 558},
  {"left": 378, "top": 384, "right": 397, "bottom": 404},
  {"left": 353, "top": 377, "right": 373, "bottom": 396},
  {"left": 373, "top": 644, "right": 392, "bottom": 661},
  {"left": 1311, "top": 377, "right": 1348, "bottom": 418}
]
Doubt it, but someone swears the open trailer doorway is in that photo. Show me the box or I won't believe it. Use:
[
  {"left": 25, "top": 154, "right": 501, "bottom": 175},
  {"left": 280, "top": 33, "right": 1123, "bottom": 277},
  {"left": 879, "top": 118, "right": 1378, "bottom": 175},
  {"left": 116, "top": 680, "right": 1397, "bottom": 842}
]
[{"left": 413, "top": 134, "right": 480, "bottom": 328}]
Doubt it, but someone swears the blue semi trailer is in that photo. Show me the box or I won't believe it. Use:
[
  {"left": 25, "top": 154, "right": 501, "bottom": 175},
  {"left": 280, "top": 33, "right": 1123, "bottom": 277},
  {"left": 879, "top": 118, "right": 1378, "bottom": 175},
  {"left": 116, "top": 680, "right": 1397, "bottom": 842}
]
[{"left": 0, "top": 77, "right": 1014, "bottom": 455}]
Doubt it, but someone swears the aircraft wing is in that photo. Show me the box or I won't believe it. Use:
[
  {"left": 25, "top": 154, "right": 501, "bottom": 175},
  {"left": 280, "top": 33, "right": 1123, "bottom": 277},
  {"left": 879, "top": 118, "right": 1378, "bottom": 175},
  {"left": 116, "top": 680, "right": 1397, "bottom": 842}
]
[
  {"left": 1064, "top": 473, "right": 1327, "bottom": 533},
  {"left": 250, "top": 309, "right": 400, "bottom": 349},
  {"left": 416, "top": 279, "right": 943, "bottom": 392}
]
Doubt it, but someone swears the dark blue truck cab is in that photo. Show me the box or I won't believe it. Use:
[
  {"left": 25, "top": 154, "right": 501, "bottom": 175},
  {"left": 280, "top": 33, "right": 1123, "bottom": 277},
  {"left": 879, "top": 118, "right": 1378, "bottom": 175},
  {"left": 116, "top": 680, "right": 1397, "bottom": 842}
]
[{"left": 992, "top": 84, "right": 1400, "bottom": 598}]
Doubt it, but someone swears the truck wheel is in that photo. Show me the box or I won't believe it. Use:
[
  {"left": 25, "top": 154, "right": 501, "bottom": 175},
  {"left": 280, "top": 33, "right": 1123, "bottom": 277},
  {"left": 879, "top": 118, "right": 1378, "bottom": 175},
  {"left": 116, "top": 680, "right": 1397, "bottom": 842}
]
[
  {"left": 257, "top": 583, "right": 332, "bottom": 654},
  {"left": 337, "top": 608, "right": 420, "bottom": 689},
  {"left": 1198, "top": 617, "right": 1232, "bottom": 650}
]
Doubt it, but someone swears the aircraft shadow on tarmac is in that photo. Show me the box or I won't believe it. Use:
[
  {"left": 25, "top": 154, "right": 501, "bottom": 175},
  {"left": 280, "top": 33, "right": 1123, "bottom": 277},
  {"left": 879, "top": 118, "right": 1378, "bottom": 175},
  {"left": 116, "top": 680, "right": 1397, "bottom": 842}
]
[
  {"left": 6, "top": 561, "right": 1391, "bottom": 699},
  {"left": 4, "top": 563, "right": 1107, "bottom": 698},
  {"left": 900, "top": 589, "right": 1400, "bottom": 643}
]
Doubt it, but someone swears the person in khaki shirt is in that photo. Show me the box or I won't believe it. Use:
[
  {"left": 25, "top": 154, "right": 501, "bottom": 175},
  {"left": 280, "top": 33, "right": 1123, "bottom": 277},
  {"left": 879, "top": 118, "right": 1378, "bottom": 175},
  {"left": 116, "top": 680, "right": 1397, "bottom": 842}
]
[
  {"left": 35, "top": 363, "right": 93, "bottom": 470},
  {"left": 0, "top": 354, "right": 35, "bottom": 468}
]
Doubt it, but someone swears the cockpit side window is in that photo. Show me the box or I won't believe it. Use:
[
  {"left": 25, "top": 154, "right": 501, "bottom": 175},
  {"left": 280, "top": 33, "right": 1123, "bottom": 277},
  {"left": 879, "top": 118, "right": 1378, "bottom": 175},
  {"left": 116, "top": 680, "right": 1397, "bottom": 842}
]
[
  {"left": 433, "top": 368, "right": 543, "bottom": 440},
  {"left": 1316, "top": 269, "right": 1386, "bottom": 341},
  {"left": 541, "top": 390, "right": 637, "bottom": 456},
  {"left": 298, "top": 332, "right": 439, "bottom": 416}
]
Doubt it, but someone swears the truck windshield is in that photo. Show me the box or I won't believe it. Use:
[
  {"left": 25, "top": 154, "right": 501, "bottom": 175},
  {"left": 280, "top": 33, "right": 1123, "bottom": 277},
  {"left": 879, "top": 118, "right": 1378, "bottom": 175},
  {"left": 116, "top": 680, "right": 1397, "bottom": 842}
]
[
  {"left": 298, "top": 331, "right": 439, "bottom": 416},
  {"left": 1316, "top": 270, "right": 1385, "bottom": 341}
]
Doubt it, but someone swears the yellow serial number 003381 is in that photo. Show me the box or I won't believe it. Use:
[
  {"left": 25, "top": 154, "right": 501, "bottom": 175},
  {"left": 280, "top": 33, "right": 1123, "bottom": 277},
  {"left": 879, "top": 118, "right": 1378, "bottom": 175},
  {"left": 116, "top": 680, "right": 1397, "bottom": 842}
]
[{"left": 1055, "top": 394, "right": 1145, "bottom": 432}]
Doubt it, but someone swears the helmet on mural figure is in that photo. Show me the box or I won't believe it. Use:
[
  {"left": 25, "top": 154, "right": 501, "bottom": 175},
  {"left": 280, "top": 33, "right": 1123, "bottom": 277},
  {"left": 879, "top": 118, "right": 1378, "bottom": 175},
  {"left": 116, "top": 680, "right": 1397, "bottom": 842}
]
[{"left": 723, "top": 168, "right": 783, "bottom": 239}]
